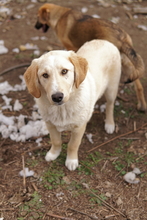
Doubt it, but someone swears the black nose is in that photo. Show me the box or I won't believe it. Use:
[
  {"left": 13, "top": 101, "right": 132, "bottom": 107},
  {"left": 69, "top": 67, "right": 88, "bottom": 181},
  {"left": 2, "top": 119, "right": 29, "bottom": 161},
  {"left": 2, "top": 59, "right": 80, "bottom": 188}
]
[
  {"left": 35, "top": 21, "right": 43, "bottom": 29},
  {"left": 52, "top": 92, "right": 64, "bottom": 103}
]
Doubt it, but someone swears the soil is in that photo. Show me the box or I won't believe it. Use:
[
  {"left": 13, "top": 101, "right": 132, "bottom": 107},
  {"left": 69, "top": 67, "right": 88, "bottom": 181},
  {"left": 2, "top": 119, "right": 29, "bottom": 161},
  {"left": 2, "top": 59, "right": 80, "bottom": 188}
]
[{"left": 0, "top": 0, "right": 147, "bottom": 220}]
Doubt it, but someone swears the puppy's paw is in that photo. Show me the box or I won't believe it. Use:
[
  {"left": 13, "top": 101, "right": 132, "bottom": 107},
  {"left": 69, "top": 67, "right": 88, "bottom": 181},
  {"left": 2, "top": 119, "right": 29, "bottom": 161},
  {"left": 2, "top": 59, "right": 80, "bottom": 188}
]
[
  {"left": 105, "top": 123, "right": 115, "bottom": 134},
  {"left": 65, "top": 158, "right": 79, "bottom": 171},
  {"left": 45, "top": 150, "right": 61, "bottom": 162}
]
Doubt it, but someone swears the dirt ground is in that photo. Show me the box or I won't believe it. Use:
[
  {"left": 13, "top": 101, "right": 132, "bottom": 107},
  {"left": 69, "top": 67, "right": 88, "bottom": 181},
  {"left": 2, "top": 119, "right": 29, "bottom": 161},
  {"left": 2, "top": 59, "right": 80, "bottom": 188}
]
[{"left": 0, "top": 0, "right": 147, "bottom": 219}]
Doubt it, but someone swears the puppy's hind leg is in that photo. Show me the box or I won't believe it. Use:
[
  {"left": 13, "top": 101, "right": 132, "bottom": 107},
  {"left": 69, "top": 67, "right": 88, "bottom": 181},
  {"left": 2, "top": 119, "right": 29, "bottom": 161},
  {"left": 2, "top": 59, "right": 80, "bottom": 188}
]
[
  {"left": 104, "top": 87, "right": 118, "bottom": 134},
  {"left": 45, "top": 121, "right": 62, "bottom": 162}
]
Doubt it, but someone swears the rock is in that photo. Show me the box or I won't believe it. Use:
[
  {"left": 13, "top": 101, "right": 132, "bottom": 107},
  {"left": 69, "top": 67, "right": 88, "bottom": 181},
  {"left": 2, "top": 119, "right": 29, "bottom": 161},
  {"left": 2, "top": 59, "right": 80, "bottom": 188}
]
[
  {"left": 105, "top": 192, "right": 111, "bottom": 198},
  {"left": 123, "top": 171, "right": 140, "bottom": 184},
  {"left": 116, "top": 197, "right": 123, "bottom": 206},
  {"left": 62, "top": 176, "right": 71, "bottom": 184}
]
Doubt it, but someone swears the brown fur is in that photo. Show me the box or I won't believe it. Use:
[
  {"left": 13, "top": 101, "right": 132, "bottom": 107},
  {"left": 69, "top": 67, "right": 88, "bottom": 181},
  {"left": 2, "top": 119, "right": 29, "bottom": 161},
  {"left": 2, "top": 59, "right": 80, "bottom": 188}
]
[
  {"left": 24, "top": 61, "right": 41, "bottom": 98},
  {"left": 35, "top": 3, "right": 147, "bottom": 111},
  {"left": 69, "top": 55, "right": 88, "bottom": 88}
]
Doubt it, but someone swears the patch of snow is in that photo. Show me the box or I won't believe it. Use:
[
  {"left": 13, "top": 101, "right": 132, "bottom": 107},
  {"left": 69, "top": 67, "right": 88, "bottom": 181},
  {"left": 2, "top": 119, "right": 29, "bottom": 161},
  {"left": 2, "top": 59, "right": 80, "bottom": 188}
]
[
  {"left": 100, "top": 103, "right": 106, "bottom": 113},
  {"left": 115, "top": 100, "right": 120, "bottom": 106},
  {"left": 12, "top": 48, "right": 19, "bottom": 53},
  {"left": 86, "top": 133, "right": 94, "bottom": 144},
  {"left": 0, "top": 40, "right": 8, "bottom": 55},
  {"left": 111, "top": 17, "right": 120, "bottom": 24},
  {"left": 14, "top": 99, "right": 23, "bottom": 111},
  {"left": 92, "top": 14, "right": 100, "bottom": 18},
  {"left": 81, "top": 7, "right": 88, "bottom": 13},
  {"left": 19, "top": 167, "right": 34, "bottom": 177},
  {"left": 138, "top": 25, "right": 147, "bottom": 31}
]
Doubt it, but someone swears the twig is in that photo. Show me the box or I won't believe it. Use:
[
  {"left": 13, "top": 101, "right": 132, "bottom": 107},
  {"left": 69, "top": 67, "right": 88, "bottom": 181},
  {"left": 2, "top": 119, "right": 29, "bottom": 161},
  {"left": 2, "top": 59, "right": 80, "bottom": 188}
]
[
  {"left": 87, "top": 122, "right": 147, "bottom": 153},
  {"left": 22, "top": 155, "right": 26, "bottom": 190},
  {"left": 136, "top": 152, "right": 147, "bottom": 161},
  {"left": 24, "top": 145, "right": 48, "bottom": 154},
  {"left": 68, "top": 207, "right": 97, "bottom": 219},
  {"left": 136, "top": 183, "right": 141, "bottom": 199},
  {"left": 83, "top": 184, "right": 126, "bottom": 218},
  {"left": 0, "top": 208, "right": 15, "bottom": 211},
  {"left": 119, "top": 137, "right": 139, "bottom": 140},
  {"left": 0, "top": 63, "right": 30, "bottom": 76},
  {"left": 48, "top": 41, "right": 63, "bottom": 48},
  {"left": 134, "top": 121, "right": 136, "bottom": 131},
  {"left": 80, "top": 161, "right": 95, "bottom": 174},
  {"left": 46, "top": 212, "right": 74, "bottom": 220},
  {"left": 105, "top": 214, "right": 116, "bottom": 219},
  {"left": 101, "top": 160, "right": 108, "bottom": 172},
  {"left": 5, "top": 160, "right": 18, "bottom": 166},
  {"left": 0, "top": 139, "right": 6, "bottom": 148},
  {"left": 117, "top": 94, "right": 129, "bottom": 102},
  {"left": 31, "top": 182, "right": 38, "bottom": 191}
]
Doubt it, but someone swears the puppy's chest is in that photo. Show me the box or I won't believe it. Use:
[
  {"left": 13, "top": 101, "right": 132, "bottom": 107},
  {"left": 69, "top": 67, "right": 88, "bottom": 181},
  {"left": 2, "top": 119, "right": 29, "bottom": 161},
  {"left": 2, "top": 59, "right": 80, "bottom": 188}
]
[{"left": 48, "top": 105, "right": 85, "bottom": 132}]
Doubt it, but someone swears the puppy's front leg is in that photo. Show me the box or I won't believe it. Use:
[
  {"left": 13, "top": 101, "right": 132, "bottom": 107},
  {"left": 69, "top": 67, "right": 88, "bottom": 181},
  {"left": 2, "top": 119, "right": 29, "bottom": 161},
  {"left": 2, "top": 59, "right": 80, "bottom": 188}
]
[
  {"left": 45, "top": 121, "right": 62, "bottom": 162},
  {"left": 65, "top": 123, "right": 86, "bottom": 171}
]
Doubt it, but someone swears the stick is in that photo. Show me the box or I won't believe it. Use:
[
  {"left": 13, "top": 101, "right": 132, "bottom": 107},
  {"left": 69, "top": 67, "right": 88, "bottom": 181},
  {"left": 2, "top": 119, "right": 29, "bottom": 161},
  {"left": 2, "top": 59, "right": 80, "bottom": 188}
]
[
  {"left": 68, "top": 208, "right": 97, "bottom": 219},
  {"left": 0, "top": 139, "right": 6, "bottom": 148},
  {"left": 0, "top": 208, "right": 15, "bottom": 211},
  {"left": 22, "top": 155, "right": 26, "bottom": 190},
  {"left": 31, "top": 182, "right": 38, "bottom": 191},
  {"left": 46, "top": 213, "right": 74, "bottom": 220},
  {"left": 119, "top": 137, "right": 139, "bottom": 140},
  {"left": 117, "top": 94, "right": 129, "bottom": 102},
  {"left": 87, "top": 122, "right": 147, "bottom": 153},
  {"left": 83, "top": 184, "right": 126, "bottom": 218},
  {"left": 0, "top": 63, "right": 30, "bottom": 76}
]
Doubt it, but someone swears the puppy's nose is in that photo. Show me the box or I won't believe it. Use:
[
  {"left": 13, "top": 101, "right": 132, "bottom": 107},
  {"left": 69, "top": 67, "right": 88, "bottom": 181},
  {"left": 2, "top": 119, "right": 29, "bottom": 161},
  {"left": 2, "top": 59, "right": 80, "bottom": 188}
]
[{"left": 52, "top": 92, "right": 64, "bottom": 103}]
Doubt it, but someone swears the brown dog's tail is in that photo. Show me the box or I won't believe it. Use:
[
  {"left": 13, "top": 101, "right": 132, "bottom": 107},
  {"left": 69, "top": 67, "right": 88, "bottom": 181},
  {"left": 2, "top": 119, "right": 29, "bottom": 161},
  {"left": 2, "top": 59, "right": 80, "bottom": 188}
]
[{"left": 121, "top": 43, "right": 145, "bottom": 83}]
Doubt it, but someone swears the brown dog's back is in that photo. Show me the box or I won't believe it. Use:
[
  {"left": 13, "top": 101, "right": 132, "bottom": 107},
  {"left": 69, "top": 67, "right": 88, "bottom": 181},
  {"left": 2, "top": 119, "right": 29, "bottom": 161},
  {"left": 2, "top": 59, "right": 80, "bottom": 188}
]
[
  {"left": 56, "top": 11, "right": 144, "bottom": 83},
  {"left": 35, "top": 4, "right": 147, "bottom": 111}
]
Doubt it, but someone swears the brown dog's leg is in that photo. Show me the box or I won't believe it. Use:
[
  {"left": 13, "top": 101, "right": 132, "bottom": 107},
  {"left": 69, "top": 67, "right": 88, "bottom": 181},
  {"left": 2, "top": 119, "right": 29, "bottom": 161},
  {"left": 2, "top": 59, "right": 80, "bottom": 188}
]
[
  {"left": 121, "top": 53, "right": 146, "bottom": 111},
  {"left": 45, "top": 121, "right": 62, "bottom": 161},
  {"left": 134, "top": 79, "right": 147, "bottom": 112},
  {"left": 65, "top": 123, "right": 87, "bottom": 171}
]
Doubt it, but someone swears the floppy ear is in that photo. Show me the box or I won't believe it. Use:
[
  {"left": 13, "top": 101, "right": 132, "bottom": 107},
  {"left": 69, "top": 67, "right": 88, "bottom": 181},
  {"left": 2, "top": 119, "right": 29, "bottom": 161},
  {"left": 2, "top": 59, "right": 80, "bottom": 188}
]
[
  {"left": 24, "top": 60, "right": 41, "bottom": 98},
  {"left": 40, "top": 7, "right": 50, "bottom": 22},
  {"left": 69, "top": 53, "right": 88, "bottom": 88}
]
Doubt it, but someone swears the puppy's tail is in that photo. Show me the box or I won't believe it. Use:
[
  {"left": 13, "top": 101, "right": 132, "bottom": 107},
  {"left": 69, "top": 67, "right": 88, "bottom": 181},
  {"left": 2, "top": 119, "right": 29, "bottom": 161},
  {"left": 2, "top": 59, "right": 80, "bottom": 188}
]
[{"left": 121, "top": 43, "right": 145, "bottom": 83}]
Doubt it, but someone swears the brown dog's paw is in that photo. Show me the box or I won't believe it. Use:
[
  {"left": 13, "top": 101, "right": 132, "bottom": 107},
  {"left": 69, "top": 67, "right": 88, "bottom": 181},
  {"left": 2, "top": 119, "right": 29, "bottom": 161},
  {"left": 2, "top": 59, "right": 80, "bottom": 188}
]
[{"left": 137, "top": 102, "right": 147, "bottom": 112}]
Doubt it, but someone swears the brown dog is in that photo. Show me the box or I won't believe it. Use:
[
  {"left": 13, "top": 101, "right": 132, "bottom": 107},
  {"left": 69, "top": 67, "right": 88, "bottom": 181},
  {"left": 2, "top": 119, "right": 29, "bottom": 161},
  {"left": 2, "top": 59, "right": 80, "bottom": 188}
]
[{"left": 35, "top": 3, "right": 147, "bottom": 111}]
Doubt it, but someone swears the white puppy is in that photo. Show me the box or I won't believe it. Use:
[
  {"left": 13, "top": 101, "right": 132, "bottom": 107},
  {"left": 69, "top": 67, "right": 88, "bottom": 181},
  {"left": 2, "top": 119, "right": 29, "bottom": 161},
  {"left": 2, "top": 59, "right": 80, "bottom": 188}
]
[{"left": 24, "top": 40, "right": 121, "bottom": 171}]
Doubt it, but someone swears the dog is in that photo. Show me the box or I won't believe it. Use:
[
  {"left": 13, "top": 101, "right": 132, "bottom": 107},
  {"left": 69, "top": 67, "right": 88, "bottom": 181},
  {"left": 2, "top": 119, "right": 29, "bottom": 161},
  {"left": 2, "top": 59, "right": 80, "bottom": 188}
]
[
  {"left": 24, "top": 40, "right": 121, "bottom": 170},
  {"left": 35, "top": 3, "right": 147, "bottom": 112}
]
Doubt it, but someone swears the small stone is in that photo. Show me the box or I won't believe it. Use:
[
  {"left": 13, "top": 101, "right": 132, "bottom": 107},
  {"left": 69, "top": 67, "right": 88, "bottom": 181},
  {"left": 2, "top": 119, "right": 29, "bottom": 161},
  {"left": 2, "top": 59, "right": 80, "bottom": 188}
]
[
  {"left": 105, "top": 192, "right": 111, "bottom": 198},
  {"left": 62, "top": 176, "right": 71, "bottom": 184}
]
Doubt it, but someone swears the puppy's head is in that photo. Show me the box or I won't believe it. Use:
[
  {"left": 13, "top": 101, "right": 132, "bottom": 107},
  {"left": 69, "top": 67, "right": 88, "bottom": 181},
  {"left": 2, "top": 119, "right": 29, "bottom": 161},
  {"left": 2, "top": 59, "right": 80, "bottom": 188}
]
[
  {"left": 35, "top": 4, "right": 56, "bottom": 32},
  {"left": 24, "top": 50, "right": 88, "bottom": 106}
]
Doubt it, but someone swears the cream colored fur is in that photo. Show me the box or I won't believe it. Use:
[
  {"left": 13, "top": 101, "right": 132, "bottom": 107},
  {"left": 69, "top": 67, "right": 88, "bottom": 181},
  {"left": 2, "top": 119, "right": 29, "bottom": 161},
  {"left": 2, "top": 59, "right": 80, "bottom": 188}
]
[{"left": 24, "top": 40, "right": 121, "bottom": 171}]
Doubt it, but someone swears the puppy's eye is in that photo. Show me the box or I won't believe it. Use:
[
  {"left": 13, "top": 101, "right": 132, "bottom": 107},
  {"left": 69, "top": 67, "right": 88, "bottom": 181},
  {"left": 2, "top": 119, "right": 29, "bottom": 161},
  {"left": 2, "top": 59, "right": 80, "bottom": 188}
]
[
  {"left": 42, "top": 73, "right": 49, "bottom": 78},
  {"left": 61, "top": 69, "right": 68, "bottom": 75}
]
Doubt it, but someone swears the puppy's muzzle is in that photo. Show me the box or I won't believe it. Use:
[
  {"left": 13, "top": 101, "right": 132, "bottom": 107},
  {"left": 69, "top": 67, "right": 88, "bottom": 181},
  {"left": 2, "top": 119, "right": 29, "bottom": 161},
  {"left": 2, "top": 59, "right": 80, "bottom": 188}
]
[
  {"left": 35, "top": 21, "right": 49, "bottom": 33},
  {"left": 52, "top": 92, "right": 64, "bottom": 105}
]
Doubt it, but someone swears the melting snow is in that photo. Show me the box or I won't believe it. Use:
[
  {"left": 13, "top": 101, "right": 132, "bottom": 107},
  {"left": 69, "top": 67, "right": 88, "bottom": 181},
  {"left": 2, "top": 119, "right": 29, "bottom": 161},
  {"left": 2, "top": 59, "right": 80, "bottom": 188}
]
[
  {"left": 19, "top": 167, "right": 34, "bottom": 177},
  {"left": 0, "top": 40, "right": 8, "bottom": 55},
  {"left": 0, "top": 76, "right": 48, "bottom": 142}
]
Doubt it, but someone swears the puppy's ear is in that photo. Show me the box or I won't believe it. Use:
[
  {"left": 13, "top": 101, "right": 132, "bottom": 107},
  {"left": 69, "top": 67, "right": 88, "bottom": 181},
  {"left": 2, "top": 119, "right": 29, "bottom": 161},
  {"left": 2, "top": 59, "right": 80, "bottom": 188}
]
[
  {"left": 39, "top": 7, "right": 50, "bottom": 22},
  {"left": 24, "top": 60, "right": 41, "bottom": 98},
  {"left": 69, "top": 53, "right": 88, "bottom": 88}
]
